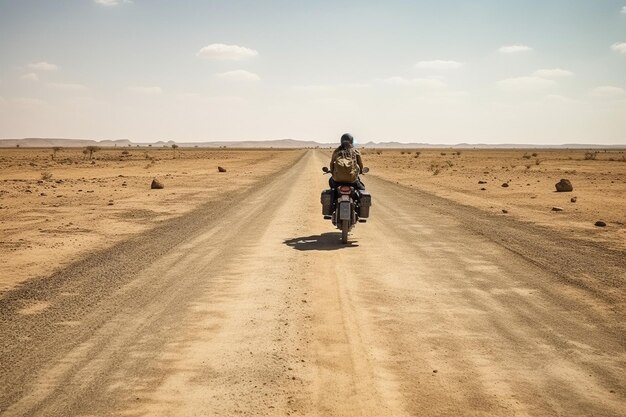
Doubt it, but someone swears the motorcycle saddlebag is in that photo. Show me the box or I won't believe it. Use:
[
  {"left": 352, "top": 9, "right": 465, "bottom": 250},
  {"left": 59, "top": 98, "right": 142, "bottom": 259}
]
[
  {"left": 358, "top": 191, "right": 371, "bottom": 218},
  {"left": 321, "top": 189, "right": 333, "bottom": 215}
]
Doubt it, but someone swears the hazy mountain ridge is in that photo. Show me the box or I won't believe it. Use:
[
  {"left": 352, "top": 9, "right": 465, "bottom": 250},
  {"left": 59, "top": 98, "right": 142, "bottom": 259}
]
[{"left": 0, "top": 138, "right": 623, "bottom": 149}]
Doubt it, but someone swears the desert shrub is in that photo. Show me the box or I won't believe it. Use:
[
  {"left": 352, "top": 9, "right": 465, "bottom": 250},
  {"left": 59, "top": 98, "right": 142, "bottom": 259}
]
[
  {"left": 525, "top": 164, "right": 531, "bottom": 169},
  {"left": 455, "top": 151, "right": 462, "bottom": 156},
  {"left": 535, "top": 159, "right": 541, "bottom": 165},
  {"left": 400, "top": 151, "right": 405, "bottom": 155},
  {"left": 413, "top": 154, "right": 419, "bottom": 158},
  {"left": 428, "top": 162, "right": 442, "bottom": 175},
  {"left": 85, "top": 146, "right": 100, "bottom": 160},
  {"left": 376, "top": 151, "right": 382, "bottom": 155},
  {"left": 522, "top": 153, "right": 531, "bottom": 159},
  {"left": 584, "top": 151, "right": 597, "bottom": 160},
  {"left": 41, "top": 171, "right": 52, "bottom": 180},
  {"left": 441, "top": 152, "right": 447, "bottom": 156},
  {"left": 121, "top": 150, "right": 129, "bottom": 155},
  {"left": 51, "top": 146, "right": 62, "bottom": 160},
  {"left": 445, "top": 160, "right": 454, "bottom": 167},
  {"left": 532, "top": 152, "right": 538, "bottom": 157}
]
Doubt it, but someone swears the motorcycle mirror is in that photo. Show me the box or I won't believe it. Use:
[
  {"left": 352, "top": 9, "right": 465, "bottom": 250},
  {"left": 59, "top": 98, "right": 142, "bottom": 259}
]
[
  {"left": 322, "top": 167, "right": 329, "bottom": 173},
  {"left": 362, "top": 167, "right": 370, "bottom": 174}
]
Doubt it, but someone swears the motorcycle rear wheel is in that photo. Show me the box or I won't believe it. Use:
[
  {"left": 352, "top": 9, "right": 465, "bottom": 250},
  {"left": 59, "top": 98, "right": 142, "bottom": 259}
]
[{"left": 341, "top": 220, "right": 349, "bottom": 244}]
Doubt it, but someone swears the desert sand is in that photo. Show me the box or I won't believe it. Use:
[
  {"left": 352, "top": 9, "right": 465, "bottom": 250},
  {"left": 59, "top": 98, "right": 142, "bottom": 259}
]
[
  {"left": 361, "top": 148, "right": 626, "bottom": 250},
  {"left": 0, "top": 148, "right": 624, "bottom": 416},
  {"left": 0, "top": 147, "right": 304, "bottom": 291}
]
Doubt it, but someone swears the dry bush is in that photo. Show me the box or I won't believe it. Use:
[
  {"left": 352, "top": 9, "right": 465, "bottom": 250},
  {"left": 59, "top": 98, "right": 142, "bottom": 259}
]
[
  {"left": 85, "top": 146, "right": 100, "bottom": 160},
  {"left": 40, "top": 171, "right": 52, "bottom": 180},
  {"left": 440, "top": 152, "right": 447, "bottom": 156},
  {"left": 428, "top": 162, "right": 443, "bottom": 175},
  {"left": 525, "top": 164, "right": 531, "bottom": 170},
  {"left": 400, "top": 151, "right": 405, "bottom": 155},
  {"left": 51, "top": 146, "right": 62, "bottom": 160},
  {"left": 535, "top": 159, "right": 541, "bottom": 165},
  {"left": 584, "top": 151, "right": 597, "bottom": 160},
  {"left": 445, "top": 160, "right": 454, "bottom": 167},
  {"left": 532, "top": 152, "right": 538, "bottom": 157},
  {"left": 121, "top": 150, "right": 129, "bottom": 155},
  {"left": 522, "top": 153, "right": 531, "bottom": 159}
]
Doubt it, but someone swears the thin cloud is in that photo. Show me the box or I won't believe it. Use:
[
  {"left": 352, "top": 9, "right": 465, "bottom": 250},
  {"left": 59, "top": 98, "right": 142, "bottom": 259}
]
[
  {"left": 20, "top": 73, "right": 39, "bottom": 81},
  {"left": 610, "top": 42, "right": 626, "bottom": 54},
  {"left": 291, "top": 83, "right": 368, "bottom": 94},
  {"left": 129, "top": 86, "right": 163, "bottom": 95},
  {"left": 415, "top": 60, "right": 463, "bottom": 70},
  {"left": 196, "top": 43, "right": 258, "bottom": 60},
  {"left": 591, "top": 85, "right": 625, "bottom": 97},
  {"left": 622, "top": 6, "right": 626, "bottom": 14},
  {"left": 498, "top": 44, "right": 533, "bottom": 54},
  {"left": 533, "top": 68, "right": 573, "bottom": 78},
  {"left": 47, "top": 82, "right": 88, "bottom": 91},
  {"left": 215, "top": 70, "right": 260, "bottom": 81},
  {"left": 382, "top": 77, "right": 447, "bottom": 88},
  {"left": 94, "top": 0, "right": 132, "bottom": 6},
  {"left": 26, "top": 61, "right": 59, "bottom": 71},
  {"left": 176, "top": 93, "right": 248, "bottom": 105},
  {"left": 497, "top": 76, "right": 556, "bottom": 91}
]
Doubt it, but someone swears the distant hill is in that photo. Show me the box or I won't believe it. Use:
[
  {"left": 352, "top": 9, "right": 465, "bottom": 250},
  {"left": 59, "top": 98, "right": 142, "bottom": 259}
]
[
  {"left": 0, "top": 138, "right": 623, "bottom": 149},
  {"left": 0, "top": 138, "right": 133, "bottom": 148}
]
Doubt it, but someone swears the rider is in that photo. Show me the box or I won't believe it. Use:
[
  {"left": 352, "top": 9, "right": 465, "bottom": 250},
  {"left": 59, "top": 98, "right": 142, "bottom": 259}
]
[{"left": 329, "top": 133, "right": 365, "bottom": 190}]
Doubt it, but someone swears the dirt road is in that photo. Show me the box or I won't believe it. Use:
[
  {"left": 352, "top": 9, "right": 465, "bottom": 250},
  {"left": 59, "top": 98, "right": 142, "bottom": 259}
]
[{"left": 1, "top": 150, "right": 624, "bottom": 416}]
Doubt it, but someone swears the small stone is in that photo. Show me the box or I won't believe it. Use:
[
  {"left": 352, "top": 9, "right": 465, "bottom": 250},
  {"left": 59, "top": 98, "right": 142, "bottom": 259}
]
[
  {"left": 478, "top": 180, "right": 487, "bottom": 184},
  {"left": 502, "top": 209, "right": 508, "bottom": 214},
  {"left": 555, "top": 178, "right": 573, "bottom": 192},
  {"left": 570, "top": 197, "right": 577, "bottom": 203},
  {"left": 551, "top": 207, "right": 564, "bottom": 212},
  {"left": 480, "top": 187, "right": 486, "bottom": 191},
  {"left": 218, "top": 166, "right": 227, "bottom": 173},
  {"left": 594, "top": 220, "right": 606, "bottom": 227},
  {"left": 150, "top": 179, "right": 164, "bottom": 189},
  {"left": 501, "top": 182, "right": 509, "bottom": 188}
]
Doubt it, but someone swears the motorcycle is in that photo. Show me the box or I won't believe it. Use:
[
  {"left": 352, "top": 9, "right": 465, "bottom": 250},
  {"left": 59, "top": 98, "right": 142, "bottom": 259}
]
[{"left": 320, "top": 166, "right": 372, "bottom": 244}]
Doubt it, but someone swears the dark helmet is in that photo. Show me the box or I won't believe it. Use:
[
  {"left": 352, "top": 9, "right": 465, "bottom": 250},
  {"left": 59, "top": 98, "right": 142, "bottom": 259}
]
[{"left": 340, "top": 133, "right": 354, "bottom": 146}]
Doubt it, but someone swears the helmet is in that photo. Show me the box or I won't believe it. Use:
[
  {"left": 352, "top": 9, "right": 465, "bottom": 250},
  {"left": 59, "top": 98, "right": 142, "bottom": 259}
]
[{"left": 340, "top": 133, "right": 354, "bottom": 146}]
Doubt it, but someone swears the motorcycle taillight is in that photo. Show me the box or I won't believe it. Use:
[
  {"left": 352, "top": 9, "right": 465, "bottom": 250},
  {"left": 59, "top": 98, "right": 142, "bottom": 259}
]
[{"left": 339, "top": 186, "right": 352, "bottom": 194}]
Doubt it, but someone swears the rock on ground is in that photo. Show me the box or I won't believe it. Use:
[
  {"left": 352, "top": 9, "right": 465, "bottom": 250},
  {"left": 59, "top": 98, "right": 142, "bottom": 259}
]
[
  {"left": 151, "top": 179, "right": 164, "bottom": 189},
  {"left": 555, "top": 179, "right": 573, "bottom": 192}
]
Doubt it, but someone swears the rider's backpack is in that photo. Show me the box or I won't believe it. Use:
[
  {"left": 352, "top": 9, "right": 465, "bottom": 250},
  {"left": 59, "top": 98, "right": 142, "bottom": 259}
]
[{"left": 333, "top": 149, "right": 359, "bottom": 183}]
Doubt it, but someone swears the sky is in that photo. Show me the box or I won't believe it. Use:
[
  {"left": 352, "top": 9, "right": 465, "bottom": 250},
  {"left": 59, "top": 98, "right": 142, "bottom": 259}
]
[{"left": 0, "top": 0, "right": 625, "bottom": 145}]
